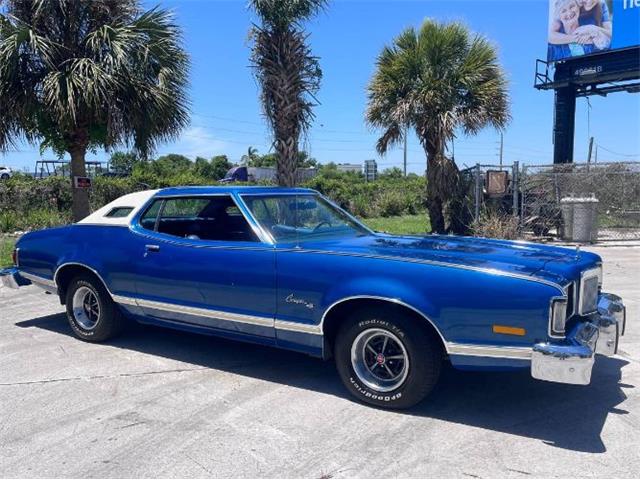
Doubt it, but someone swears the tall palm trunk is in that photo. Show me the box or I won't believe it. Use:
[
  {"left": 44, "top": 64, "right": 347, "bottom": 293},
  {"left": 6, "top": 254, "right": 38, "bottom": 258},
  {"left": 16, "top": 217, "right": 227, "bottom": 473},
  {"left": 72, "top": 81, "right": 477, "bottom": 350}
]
[
  {"left": 425, "top": 152, "right": 446, "bottom": 234},
  {"left": 67, "top": 128, "right": 91, "bottom": 221},
  {"left": 275, "top": 136, "right": 298, "bottom": 187},
  {"left": 424, "top": 139, "right": 464, "bottom": 234}
]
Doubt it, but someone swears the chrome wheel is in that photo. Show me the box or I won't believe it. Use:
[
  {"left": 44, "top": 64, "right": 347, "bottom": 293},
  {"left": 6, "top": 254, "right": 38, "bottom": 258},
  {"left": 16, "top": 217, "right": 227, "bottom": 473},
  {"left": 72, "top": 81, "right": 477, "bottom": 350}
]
[
  {"left": 351, "top": 328, "right": 409, "bottom": 392},
  {"left": 72, "top": 286, "right": 101, "bottom": 330}
]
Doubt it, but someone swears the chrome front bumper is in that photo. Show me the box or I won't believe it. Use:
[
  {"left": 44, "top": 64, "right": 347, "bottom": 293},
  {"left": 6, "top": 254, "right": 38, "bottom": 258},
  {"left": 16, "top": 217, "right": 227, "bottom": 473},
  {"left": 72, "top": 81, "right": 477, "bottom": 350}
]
[
  {"left": 0, "top": 267, "right": 31, "bottom": 289},
  {"left": 531, "top": 292, "right": 626, "bottom": 385}
]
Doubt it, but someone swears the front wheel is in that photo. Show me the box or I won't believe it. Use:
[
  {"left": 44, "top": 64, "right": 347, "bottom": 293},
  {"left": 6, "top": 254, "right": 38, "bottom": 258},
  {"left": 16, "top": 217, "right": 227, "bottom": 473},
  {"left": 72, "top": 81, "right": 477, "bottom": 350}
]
[
  {"left": 65, "top": 274, "right": 124, "bottom": 342},
  {"left": 334, "top": 307, "right": 443, "bottom": 409}
]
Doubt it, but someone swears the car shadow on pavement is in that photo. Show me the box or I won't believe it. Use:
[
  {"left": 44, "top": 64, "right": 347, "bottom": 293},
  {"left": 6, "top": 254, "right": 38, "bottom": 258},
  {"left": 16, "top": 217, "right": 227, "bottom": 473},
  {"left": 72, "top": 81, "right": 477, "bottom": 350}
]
[{"left": 17, "top": 313, "right": 632, "bottom": 454}]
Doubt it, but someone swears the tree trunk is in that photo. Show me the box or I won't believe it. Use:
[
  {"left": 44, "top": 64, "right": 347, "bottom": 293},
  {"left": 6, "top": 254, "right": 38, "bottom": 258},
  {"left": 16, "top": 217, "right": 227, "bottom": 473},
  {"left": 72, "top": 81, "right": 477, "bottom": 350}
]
[
  {"left": 275, "top": 137, "right": 298, "bottom": 187},
  {"left": 68, "top": 143, "right": 90, "bottom": 222},
  {"left": 424, "top": 140, "right": 467, "bottom": 235},
  {"left": 426, "top": 153, "right": 446, "bottom": 234}
]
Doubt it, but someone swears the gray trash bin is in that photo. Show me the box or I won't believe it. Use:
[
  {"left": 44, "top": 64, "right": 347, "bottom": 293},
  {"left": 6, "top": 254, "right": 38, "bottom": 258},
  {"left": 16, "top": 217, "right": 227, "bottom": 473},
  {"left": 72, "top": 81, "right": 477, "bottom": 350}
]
[{"left": 560, "top": 196, "right": 599, "bottom": 243}]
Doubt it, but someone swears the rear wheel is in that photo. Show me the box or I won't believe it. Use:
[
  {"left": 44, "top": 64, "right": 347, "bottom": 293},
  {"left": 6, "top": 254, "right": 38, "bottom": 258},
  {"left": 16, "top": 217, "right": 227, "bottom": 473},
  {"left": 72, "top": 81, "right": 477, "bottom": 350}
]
[
  {"left": 65, "top": 274, "right": 124, "bottom": 342},
  {"left": 334, "top": 307, "right": 442, "bottom": 409}
]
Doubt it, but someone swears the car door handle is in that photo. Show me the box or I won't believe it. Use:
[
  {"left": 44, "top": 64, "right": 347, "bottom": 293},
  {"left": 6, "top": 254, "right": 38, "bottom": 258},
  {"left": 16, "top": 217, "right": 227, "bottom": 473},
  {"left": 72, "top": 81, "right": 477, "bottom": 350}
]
[{"left": 145, "top": 244, "right": 160, "bottom": 253}]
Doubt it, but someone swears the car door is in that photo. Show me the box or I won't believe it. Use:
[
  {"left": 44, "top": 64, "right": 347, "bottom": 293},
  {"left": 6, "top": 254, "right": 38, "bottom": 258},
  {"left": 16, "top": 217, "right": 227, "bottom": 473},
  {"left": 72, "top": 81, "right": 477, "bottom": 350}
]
[{"left": 131, "top": 194, "right": 276, "bottom": 339}]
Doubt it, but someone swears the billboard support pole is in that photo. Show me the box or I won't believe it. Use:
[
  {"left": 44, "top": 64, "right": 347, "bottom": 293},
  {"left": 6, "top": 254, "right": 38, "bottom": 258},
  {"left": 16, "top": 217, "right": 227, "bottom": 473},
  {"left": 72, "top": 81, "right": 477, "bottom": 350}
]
[{"left": 552, "top": 86, "right": 576, "bottom": 164}]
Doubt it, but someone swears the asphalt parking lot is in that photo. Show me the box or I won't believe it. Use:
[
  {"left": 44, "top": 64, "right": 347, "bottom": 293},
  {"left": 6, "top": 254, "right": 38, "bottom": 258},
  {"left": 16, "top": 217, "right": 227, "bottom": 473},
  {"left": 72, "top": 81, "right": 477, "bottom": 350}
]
[{"left": 1, "top": 246, "right": 639, "bottom": 478}]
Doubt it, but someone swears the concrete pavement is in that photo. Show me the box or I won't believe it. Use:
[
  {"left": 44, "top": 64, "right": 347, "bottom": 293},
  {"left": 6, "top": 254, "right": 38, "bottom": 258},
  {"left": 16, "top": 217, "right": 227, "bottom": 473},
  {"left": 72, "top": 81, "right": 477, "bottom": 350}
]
[{"left": 0, "top": 246, "right": 638, "bottom": 478}]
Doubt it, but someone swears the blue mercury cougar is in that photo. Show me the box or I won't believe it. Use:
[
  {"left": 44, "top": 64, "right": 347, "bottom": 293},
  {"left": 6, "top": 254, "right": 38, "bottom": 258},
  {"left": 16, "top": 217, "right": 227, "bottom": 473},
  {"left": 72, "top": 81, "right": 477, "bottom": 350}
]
[{"left": 1, "top": 186, "right": 626, "bottom": 408}]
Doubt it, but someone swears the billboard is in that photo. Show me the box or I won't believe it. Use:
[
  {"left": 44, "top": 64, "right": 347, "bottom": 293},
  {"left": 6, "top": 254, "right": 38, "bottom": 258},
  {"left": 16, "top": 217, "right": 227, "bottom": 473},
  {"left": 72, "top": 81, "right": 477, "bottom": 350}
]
[{"left": 547, "top": 0, "right": 640, "bottom": 62}]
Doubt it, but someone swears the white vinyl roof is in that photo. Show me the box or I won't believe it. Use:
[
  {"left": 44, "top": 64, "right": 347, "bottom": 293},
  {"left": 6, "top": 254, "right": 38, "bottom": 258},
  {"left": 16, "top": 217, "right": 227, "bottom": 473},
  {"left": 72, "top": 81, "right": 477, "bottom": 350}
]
[{"left": 78, "top": 189, "right": 158, "bottom": 226}]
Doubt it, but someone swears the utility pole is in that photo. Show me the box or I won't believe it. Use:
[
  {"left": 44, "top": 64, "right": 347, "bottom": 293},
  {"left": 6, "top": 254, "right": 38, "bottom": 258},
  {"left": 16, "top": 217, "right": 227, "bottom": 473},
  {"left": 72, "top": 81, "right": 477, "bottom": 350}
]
[
  {"left": 499, "top": 132, "right": 504, "bottom": 168},
  {"left": 587, "top": 136, "right": 594, "bottom": 164},
  {"left": 403, "top": 124, "right": 407, "bottom": 177}
]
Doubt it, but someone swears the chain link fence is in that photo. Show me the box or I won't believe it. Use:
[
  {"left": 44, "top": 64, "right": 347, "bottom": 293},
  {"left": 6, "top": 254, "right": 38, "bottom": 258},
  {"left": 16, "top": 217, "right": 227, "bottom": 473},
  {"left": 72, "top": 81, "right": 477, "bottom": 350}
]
[
  {"left": 519, "top": 162, "right": 640, "bottom": 242},
  {"left": 466, "top": 161, "right": 640, "bottom": 242}
]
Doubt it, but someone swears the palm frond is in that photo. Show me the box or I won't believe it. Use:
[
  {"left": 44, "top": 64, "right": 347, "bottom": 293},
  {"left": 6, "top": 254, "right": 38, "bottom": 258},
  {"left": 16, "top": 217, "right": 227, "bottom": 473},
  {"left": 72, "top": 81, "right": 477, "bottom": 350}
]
[{"left": 0, "top": 0, "right": 189, "bottom": 157}]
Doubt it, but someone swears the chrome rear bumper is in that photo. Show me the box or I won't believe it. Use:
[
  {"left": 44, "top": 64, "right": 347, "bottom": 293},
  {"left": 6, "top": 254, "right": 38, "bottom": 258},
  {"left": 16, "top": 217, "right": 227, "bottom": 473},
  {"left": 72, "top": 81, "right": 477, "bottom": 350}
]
[
  {"left": 531, "top": 292, "right": 625, "bottom": 385},
  {"left": 0, "top": 267, "right": 30, "bottom": 289}
]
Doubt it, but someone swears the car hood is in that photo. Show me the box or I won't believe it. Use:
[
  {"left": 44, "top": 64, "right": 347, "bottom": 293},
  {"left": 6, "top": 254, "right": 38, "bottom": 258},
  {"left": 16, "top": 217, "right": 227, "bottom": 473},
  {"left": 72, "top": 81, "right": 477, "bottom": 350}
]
[{"left": 298, "top": 234, "right": 601, "bottom": 287}]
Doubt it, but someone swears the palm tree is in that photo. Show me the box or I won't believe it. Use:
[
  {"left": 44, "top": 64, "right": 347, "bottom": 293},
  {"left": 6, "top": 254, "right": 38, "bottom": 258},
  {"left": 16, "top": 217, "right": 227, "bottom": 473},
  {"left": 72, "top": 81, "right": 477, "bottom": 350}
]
[
  {"left": 249, "top": 0, "right": 325, "bottom": 187},
  {"left": 366, "top": 20, "right": 509, "bottom": 234},
  {"left": 0, "top": 0, "right": 189, "bottom": 221}
]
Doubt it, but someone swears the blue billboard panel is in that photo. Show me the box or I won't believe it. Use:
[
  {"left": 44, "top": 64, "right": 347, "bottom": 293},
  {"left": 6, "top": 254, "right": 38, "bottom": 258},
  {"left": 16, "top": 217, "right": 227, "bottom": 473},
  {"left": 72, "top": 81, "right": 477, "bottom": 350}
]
[{"left": 547, "top": 0, "right": 640, "bottom": 62}]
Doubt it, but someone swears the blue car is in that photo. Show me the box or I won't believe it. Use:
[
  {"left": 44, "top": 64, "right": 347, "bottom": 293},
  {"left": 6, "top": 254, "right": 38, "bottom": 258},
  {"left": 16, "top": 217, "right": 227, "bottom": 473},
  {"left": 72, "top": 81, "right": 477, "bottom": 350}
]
[{"left": 1, "top": 186, "right": 626, "bottom": 408}]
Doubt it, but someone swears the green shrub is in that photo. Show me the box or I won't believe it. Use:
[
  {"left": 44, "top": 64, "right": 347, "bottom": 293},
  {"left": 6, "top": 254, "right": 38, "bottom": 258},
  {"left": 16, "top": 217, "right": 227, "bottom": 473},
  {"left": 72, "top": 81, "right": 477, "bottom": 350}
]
[{"left": 0, "top": 166, "right": 429, "bottom": 232}]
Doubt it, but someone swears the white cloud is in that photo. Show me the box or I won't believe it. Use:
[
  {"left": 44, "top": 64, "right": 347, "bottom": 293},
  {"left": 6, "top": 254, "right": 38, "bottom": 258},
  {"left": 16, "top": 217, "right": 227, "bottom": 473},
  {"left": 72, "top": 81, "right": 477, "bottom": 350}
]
[{"left": 171, "top": 126, "right": 232, "bottom": 159}]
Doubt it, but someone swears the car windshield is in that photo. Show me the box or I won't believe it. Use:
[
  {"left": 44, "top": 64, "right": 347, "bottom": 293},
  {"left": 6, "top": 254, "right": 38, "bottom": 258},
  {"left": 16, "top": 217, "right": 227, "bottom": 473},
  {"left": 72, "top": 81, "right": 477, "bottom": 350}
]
[{"left": 242, "top": 194, "right": 371, "bottom": 242}]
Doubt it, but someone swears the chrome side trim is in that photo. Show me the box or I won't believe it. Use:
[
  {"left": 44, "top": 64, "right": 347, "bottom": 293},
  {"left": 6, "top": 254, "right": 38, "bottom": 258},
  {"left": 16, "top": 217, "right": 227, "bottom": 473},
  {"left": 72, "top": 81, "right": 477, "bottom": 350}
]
[
  {"left": 20, "top": 271, "right": 57, "bottom": 288},
  {"left": 275, "top": 319, "right": 322, "bottom": 335},
  {"left": 448, "top": 343, "right": 532, "bottom": 359},
  {"left": 134, "top": 297, "right": 274, "bottom": 328},
  {"left": 320, "top": 295, "right": 450, "bottom": 353},
  {"left": 112, "top": 294, "right": 139, "bottom": 307}
]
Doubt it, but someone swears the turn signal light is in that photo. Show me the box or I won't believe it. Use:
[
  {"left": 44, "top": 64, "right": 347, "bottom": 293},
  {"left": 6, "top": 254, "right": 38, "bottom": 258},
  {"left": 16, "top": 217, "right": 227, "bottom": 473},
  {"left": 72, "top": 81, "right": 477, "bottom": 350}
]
[{"left": 492, "top": 325, "right": 526, "bottom": 336}]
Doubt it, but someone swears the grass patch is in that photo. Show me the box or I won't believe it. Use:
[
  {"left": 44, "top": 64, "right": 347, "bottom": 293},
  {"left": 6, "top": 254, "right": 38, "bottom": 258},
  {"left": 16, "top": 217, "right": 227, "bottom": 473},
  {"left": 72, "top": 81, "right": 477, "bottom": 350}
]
[
  {"left": 0, "top": 236, "right": 16, "bottom": 268},
  {"left": 362, "top": 214, "right": 430, "bottom": 235}
]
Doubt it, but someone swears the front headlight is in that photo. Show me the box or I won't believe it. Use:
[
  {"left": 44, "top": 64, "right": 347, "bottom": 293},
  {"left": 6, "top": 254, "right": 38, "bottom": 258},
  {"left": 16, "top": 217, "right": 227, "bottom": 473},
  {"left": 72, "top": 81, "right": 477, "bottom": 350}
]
[
  {"left": 550, "top": 297, "right": 568, "bottom": 337},
  {"left": 578, "top": 266, "right": 601, "bottom": 315}
]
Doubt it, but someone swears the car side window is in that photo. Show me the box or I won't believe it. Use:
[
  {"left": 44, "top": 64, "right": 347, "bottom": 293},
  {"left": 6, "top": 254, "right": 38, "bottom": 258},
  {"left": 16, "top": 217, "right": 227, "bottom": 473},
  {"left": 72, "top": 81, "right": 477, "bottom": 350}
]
[
  {"left": 140, "top": 196, "right": 259, "bottom": 242},
  {"left": 140, "top": 200, "right": 162, "bottom": 231}
]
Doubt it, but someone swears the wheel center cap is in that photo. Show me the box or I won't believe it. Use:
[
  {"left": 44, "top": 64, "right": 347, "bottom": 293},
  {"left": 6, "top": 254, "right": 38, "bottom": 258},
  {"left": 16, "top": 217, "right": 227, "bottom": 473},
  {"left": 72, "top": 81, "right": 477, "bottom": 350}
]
[{"left": 376, "top": 353, "right": 385, "bottom": 365}]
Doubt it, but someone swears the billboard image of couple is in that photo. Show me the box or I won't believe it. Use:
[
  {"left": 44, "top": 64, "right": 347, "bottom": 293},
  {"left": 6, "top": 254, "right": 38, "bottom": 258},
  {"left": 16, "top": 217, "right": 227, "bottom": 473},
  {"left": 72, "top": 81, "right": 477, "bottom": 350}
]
[{"left": 548, "top": 0, "right": 640, "bottom": 62}]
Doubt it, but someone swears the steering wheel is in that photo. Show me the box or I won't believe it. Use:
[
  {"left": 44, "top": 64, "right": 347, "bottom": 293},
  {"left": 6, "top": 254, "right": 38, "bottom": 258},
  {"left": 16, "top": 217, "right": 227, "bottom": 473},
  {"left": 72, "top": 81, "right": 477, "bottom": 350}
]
[{"left": 313, "top": 221, "right": 331, "bottom": 232}]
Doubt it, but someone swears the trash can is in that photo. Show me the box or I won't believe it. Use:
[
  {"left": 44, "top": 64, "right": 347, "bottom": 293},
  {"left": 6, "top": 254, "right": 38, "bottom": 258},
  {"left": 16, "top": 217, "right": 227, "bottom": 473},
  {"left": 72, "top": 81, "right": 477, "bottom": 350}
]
[{"left": 560, "top": 196, "right": 599, "bottom": 243}]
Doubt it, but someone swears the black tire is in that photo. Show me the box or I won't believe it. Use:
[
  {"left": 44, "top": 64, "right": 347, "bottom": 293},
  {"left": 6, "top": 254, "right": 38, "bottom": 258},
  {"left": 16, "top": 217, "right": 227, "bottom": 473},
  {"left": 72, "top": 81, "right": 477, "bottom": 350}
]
[
  {"left": 334, "top": 307, "right": 442, "bottom": 409},
  {"left": 0, "top": 173, "right": 9, "bottom": 180},
  {"left": 65, "top": 274, "right": 124, "bottom": 342}
]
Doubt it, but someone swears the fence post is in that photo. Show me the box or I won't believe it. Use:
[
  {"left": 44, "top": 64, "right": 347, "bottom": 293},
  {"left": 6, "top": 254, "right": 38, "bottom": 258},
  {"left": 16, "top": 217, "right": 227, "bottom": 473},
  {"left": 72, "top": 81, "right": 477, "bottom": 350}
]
[
  {"left": 512, "top": 161, "right": 519, "bottom": 217},
  {"left": 474, "top": 163, "right": 481, "bottom": 222}
]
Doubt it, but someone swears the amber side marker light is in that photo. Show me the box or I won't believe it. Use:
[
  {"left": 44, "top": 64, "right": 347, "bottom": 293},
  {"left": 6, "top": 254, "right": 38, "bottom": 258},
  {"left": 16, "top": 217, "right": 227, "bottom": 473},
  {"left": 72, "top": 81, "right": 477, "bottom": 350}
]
[{"left": 492, "top": 325, "right": 526, "bottom": 336}]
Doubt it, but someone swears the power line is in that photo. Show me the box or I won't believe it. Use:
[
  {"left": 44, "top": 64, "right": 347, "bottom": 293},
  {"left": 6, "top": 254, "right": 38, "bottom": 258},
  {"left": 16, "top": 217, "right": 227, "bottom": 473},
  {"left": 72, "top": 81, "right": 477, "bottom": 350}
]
[{"left": 597, "top": 144, "right": 639, "bottom": 158}]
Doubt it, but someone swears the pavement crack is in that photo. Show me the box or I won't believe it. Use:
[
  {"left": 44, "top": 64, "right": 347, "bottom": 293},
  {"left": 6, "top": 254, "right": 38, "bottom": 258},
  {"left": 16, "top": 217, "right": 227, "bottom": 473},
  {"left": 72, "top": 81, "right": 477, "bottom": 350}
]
[{"left": 0, "top": 366, "right": 209, "bottom": 386}]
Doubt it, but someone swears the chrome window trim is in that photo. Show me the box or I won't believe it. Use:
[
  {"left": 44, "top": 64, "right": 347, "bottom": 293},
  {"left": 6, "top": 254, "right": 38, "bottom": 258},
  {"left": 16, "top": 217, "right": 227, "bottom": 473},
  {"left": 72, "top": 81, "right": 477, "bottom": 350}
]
[
  {"left": 238, "top": 191, "right": 375, "bottom": 239},
  {"left": 14, "top": 247, "right": 19, "bottom": 268},
  {"left": 130, "top": 193, "right": 273, "bottom": 245}
]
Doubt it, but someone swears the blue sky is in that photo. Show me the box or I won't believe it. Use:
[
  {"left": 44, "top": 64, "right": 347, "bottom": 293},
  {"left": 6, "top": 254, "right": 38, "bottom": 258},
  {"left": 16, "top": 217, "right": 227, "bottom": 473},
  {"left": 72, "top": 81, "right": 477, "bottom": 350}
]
[{"left": 3, "top": 0, "right": 639, "bottom": 174}]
